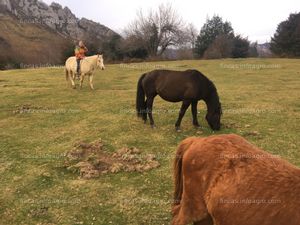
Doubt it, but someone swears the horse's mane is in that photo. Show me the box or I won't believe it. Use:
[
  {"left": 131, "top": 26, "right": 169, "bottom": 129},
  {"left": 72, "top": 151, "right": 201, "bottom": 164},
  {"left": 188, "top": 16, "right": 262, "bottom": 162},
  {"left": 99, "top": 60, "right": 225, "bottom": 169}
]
[
  {"left": 194, "top": 70, "right": 222, "bottom": 114},
  {"left": 207, "top": 80, "right": 219, "bottom": 100},
  {"left": 85, "top": 55, "right": 99, "bottom": 60},
  {"left": 190, "top": 69, "right": 219, "bottom": 100}
]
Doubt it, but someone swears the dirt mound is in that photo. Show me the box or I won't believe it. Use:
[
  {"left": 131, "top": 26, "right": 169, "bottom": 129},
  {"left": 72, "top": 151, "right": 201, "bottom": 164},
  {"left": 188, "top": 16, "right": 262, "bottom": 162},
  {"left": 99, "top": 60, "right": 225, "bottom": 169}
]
[
  {"left": 65, "top": 139, "right": 160, "bottom": 179},
  {"left": 13, "top": 104, "right": 33, "bottom": 114},
  {"left": 13, "top": 104, "right": 48, "bottom": 114}
]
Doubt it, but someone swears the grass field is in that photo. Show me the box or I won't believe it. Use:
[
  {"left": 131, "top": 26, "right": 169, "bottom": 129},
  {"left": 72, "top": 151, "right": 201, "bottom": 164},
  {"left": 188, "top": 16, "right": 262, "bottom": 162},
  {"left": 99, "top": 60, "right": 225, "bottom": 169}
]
[{"left": 0, "top": 58, "right": 299, "bottom": 225}]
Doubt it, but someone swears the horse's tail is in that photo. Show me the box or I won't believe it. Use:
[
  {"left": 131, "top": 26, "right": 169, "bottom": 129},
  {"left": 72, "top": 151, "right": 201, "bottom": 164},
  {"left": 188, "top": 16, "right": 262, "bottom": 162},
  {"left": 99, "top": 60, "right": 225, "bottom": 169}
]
[
  {"left": 173, "top": 137, "right": 196, "bottom": 206},
  {"left": 136, "top": 73, "right": 147, "bottom": 121}
]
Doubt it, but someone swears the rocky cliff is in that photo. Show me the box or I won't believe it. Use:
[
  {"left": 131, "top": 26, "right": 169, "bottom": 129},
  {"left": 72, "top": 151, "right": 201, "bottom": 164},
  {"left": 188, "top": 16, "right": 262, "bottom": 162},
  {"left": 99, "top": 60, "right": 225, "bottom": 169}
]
[
  {"left": 0, "top": 0, "right": 119, "bottom": 68},
  {"left": 1, "top": 0, "right": 117, "bottom": 41}
]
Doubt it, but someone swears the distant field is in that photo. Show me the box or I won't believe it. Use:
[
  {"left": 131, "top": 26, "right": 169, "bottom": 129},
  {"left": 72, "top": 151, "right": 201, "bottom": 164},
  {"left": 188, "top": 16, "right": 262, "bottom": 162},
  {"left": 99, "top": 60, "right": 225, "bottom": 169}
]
[{"left": 0, "top": 58, "right": 299, "bottom": 225}]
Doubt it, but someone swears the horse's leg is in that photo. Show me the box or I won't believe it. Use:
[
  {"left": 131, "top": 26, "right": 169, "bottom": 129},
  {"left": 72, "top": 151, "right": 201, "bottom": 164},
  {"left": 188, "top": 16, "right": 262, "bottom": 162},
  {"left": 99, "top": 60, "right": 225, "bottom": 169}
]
[
  {"left": 69, "top": 71, "right": 76, "bottom": 89},
  {"left": 65, "top": 69, "right": 69, "bottom": 87},
  {"left": 71, "top": 71, "right": 76, "bottom": 80},
  {"left": 191, "top": 100, "right": 200, "bottom": 127},
  {"left": 175, "top": 100, "right": 191, "bottom": 131},
  {"left": 89, "top": 75, "right": 94, "bottom": 90},
  {"left": 80, "top": 74, "right": 85, "bottom": 89},
  {"left": 193, "top": 215, "right": 213, "bottom": 225},
  {"left": 146, "top": 96, "right": 155, "bottom": 128}
]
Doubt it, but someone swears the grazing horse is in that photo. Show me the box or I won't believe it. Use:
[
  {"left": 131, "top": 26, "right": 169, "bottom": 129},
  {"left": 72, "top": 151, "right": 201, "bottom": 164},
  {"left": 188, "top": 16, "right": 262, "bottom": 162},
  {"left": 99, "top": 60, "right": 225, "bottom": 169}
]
[
  {"left": 172, "top": 134, "right": 300, "bottom": 225},
  {"left": 65, "top": 54, "right": 105, "bottom": 89},
  {"left": 136, "top": 69, "right": 222, "bottom": 131}
]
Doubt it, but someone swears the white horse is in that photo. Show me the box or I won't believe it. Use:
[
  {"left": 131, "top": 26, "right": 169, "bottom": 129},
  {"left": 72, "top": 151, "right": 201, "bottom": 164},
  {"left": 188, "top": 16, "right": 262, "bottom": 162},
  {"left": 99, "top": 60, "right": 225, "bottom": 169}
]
[{"left": 65, "top": 54, "right": 105, "bottom": 90}]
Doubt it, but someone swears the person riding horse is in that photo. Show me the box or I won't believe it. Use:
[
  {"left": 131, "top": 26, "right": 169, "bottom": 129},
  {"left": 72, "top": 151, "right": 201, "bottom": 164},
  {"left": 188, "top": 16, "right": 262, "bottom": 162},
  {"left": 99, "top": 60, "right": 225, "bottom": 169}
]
[{"left": 75, "top": 41, "right": 88, "bottom": 79}]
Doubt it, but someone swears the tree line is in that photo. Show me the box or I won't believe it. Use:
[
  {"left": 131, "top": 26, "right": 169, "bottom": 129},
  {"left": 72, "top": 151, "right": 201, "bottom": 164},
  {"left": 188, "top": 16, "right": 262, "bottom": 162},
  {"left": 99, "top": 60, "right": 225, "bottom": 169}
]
[
  {"left": 96, "top": 4, "right": 299, "bottom": 61},
  {"left": 2, "top": 4, "right": 298, "bottom": 70}
]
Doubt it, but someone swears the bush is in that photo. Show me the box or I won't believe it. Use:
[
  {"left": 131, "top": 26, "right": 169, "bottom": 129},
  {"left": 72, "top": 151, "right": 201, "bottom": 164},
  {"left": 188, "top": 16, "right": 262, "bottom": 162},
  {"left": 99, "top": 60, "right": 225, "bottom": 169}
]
[
  {"left": 231, "top": 35, "right": 250, "bottom": 58},
  {"left": 0, "top": 60, "right": 21, "bottom": 70},
  {"left": 101, "top": 34, "right": 124, "bottom": 61}
]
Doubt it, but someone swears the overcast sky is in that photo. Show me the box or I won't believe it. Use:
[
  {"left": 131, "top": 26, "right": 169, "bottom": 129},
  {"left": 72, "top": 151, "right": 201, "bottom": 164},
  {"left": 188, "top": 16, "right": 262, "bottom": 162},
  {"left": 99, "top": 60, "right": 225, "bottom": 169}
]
[{"left": 42, "top": 0, "right": 299, "bottom": 43}]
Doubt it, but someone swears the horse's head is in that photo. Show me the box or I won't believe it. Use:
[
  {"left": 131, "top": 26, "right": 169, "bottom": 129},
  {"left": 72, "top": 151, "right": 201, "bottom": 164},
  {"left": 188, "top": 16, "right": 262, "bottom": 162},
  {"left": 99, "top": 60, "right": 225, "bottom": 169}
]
[
  {"left": 97, "top": 54, "right": 105, "bottom": 70},
  {"left": 206, "top": 102, "right": 222, "bottom": 131}
]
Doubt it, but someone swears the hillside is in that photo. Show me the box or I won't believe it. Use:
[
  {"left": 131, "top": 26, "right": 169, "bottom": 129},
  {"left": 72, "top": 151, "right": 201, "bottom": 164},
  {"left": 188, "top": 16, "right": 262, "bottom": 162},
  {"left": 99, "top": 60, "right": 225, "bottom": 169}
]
[
  {"left": 257, "top": 43, "right": 272, "bottom": 57},
  {"left": 0, "top": 0, "right": 119, "bottom": 68},
  {"left": 0, "top": 15, "right": 72, "bottom": 67}
]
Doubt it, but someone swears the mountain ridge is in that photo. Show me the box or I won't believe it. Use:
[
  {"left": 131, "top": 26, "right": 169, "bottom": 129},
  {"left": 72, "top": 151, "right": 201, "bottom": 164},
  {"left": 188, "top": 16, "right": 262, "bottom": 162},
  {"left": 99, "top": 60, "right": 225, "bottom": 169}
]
[{"left": 0, "top": 0, "right": 120, "bottom": 68}]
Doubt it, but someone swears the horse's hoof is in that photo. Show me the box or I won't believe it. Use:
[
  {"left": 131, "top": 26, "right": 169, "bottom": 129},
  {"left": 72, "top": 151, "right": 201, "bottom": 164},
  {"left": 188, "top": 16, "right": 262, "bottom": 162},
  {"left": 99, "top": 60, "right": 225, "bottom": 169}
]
[
  {"left": 72, "top": 86, "right": 76, "bottom": 89},
  {"left": 151, "top": 124, "right": 156, "bottom": 129},
  {"left": 175, "top": 127, "right": 182, "bottom": 132},
  {"left": 196, "top": 130, "right": 204, "bottom": 135},
  {"left": 193, "top": 124, "right": 201, "bottom": 128}
]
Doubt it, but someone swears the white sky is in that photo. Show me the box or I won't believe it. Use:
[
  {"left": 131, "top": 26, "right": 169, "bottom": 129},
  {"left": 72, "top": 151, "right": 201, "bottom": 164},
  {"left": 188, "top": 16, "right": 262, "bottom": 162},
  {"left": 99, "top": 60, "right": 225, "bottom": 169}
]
[{"left": 42, "top": 0, "right": 300, "bottom": 43}]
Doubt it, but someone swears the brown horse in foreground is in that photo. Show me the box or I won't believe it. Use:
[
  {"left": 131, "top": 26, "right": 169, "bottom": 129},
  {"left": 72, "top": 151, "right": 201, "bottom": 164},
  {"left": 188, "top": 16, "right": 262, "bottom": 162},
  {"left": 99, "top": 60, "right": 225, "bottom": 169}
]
[
  {"left": 172, "top": 134, "right": 300, "bottom": 225},
  {"left": 136, "top": 69, "right": 222, "bottom": 131}
]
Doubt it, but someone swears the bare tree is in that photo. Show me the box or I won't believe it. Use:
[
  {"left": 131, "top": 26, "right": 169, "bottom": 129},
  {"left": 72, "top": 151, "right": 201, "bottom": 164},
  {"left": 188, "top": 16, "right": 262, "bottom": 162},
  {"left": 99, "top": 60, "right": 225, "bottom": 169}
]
[
  {"left": 187, "top": 23, "right": 198, "bottom": 49},
  {"left": 124, "top": 3, "right": 187, "bottom": 57},
  {"left": 203, "top": 34, "right": 233, "bottom": 59}
]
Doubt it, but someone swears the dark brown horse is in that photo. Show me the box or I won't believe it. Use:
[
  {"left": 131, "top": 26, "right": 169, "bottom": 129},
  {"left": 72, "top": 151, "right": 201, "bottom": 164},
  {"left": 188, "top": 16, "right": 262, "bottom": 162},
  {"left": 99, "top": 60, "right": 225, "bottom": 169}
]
[{"left": 136, "top": 69, "right": 222, "bottom": 131}]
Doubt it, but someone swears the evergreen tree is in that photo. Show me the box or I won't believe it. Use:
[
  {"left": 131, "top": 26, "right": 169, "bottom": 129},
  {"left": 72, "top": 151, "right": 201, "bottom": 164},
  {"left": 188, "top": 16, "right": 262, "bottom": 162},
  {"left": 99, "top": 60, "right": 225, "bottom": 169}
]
[
  {"left": 270, "top": 12, "right": 300, "bottom": 57},
  {"left": 232, "top": 35, "right": 250, "bottom": 58},
  {"left": 194, "top": 15, "right": 234, "bottom": 58}
]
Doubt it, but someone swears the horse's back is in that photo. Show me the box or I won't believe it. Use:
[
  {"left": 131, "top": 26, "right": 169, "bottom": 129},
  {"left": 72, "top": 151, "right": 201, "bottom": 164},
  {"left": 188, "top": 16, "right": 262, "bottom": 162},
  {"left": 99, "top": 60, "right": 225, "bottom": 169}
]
[
  {"left": 144, "top": 69, "right": 207, "bottom": 87},
  {"left": 143, "top": 69, "right": 210, "bottom": 101}
]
